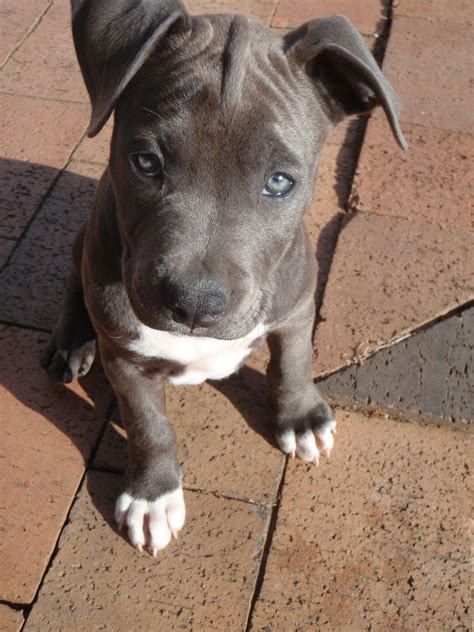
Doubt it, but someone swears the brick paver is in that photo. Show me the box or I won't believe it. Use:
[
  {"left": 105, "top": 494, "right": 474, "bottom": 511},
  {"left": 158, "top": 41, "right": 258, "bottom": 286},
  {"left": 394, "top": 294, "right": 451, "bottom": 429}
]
[
  {"left": 0, "top": 0, "right": 51, "bottom": 66},
  {"left": 393, "top": 0, "right": 474, "bottom": 24},
  {"left": 249, "top": 410, "right": 471, "bottom": 631},
  {"left": 94, "top": 372, "right": 284, "bottom": 504},
  {"left": 0, "top": 160, "right": 102, "bottom": 329},
  {"left": 72, "top": 121, "right": 113, "bottom": 166},
  {"left": 354, "top": 118, "right": 474, "bottom": 230},
  {"left": 0, "top": 327, "right": 112, "bottom": 603},
  {"left": 24, "top": 472, "right": 270, "bottom": 631},
  {"left": 319, "top": 305, "right": 474, "bottom": 427},
  {"left": 0, "top": 238, "right": 15, "bottom": 269},
  {"left": 0, "top": 93, "right": 87, "bottom": 239},
  {"left": 313, "top": 212, "right": 474, "bottom": 375},
  {"left": 188, "top": 0, "right": 276, "bottom": 23},
  {"left": 381, "top": 17, "right": 474, "bottom": 134},
  {"left": 271, "top": 0, "right": 388, "bottom": 35},
  {"left": 0, "top": 0, "right": 86, "bottom": 102},
  {"left": 0, "top": 0, "right": 472, "bottom": 628},
  {"left": 0, "top": 604, "right": 23, "bottom": 632}
]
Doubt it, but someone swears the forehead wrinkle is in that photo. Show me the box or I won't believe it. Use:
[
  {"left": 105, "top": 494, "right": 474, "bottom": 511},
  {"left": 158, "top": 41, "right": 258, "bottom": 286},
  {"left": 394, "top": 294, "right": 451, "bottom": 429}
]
[{"left": 220, "top": 16, "right": 251, "bottom": 118}]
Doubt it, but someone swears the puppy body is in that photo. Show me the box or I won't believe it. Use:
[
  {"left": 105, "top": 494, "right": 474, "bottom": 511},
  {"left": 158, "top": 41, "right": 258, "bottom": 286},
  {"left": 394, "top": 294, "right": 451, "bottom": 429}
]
[{"left": 43, "top": 1, "right": 406, "bottom": 554}]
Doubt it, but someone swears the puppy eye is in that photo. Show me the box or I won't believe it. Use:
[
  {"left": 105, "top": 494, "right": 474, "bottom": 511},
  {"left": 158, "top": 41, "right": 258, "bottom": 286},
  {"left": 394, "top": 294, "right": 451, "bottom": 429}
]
[
  {"left": 131, "top": 152, "right": 161, "bottom": 176},
  {"left": 263, "top": 173, "right": 294, "bottom": 197}
]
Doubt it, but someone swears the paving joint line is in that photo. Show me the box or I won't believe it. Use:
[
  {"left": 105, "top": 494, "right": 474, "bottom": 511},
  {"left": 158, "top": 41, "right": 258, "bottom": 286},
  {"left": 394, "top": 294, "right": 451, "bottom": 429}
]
[
  {"left": 19, "top": 469, "right": 88, "bottom": 630},
  {"left": 0, "top": 599, "right": 26, "bottom": 611},
  {"left": 345, "top": 205, "right": 471, "bottom": 232},
  {"left": 388, "top": 12, "right": 474, "bottom": 28},
  {"left": 0, "top": 90, "right": 88, "bottom": 106},
  {"left": 0, "top": 127, "right": 88, "bottom": 275},
  {"left": 371, "top": 112, "right": 474, "bottom": 137},
  {"left": 313, "top": 2, "right": 396, "bottom": 334},
  {"left": 324, "top": 396, "right": 472, "bottom": 433},
  {"left": 0, "top": 0, "right": 54, "bottom": 71},
  {"left": 88, "top": 464, "right": 283, "bottom": 508},
  {"left": 70, "top": 158, "right": 108, "bottom": 168},
  {"left": 268, "top": 0, "right": 281, "bottom": 28},
  {"left": 244, "top": 457, "right": 288, "bottom": 632},
  {"left": 315, "top": 298, "right": 474, "bottom": 381},
  {"left": 0, "top": 320, "right": 51, "bottom": 334}
]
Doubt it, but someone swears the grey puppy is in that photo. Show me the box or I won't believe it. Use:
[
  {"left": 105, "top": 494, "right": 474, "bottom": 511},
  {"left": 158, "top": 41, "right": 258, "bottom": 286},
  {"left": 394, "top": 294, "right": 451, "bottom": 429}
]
[{"left": 42, "top": 0, "right": 406, "bottom": 555}]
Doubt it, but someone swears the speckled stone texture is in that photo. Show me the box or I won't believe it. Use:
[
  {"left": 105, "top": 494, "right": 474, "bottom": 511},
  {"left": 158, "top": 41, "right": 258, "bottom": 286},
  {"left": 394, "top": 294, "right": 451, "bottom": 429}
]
[
  {"left": 0, "top": 161, "right": 102, "bottom": 330},
  {"left": 94, "top": 368, "right": 284, "bottom": 505},
  {"left": 0, "top": 238, "right": 15, "bottom": 269},
  {"left": 318, "top": 305, "right": 474, "bottom": 427},
  {"left": 188, "top": 0, "right": 276, "bottom": 23},
  {"left": 0, "top": 0, "right": 50, "bottom": 65},
  {"left": 313, "top": 212, "right": 474, "bottom": 375},
  {"left": 24, "top": 472, "right": 270, "bottom": 631},
  {"left": 0, "top": 0, "right": 87, "bottom": 102},
  {"left": 393, "top": 0, "right": 474, "bottom": 24},
  {"left": 0, "top": 93, "right": 87, "bottom": 238},
  {"left": 272, "top": 0, "right": 389, "bottom": 35},
  {"left": 353, "top": 119, "right": 474, "bottom": 230},
  {"left": 381, "top": 17, "right": 474, "bottom": 134},
  {"left": 0, "top": 327, "right": 112, "bottom": 603},
  {"left": 249, "top": 410, "right": 471, "bottom": 631},
  {"left": 0, "top": 604, "right": 24, "bottom": 632}
]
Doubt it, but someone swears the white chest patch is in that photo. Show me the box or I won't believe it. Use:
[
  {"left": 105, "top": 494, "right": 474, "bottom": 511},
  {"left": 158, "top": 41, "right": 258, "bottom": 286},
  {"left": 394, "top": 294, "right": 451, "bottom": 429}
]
[{"left": 125, "top": 323, "right": 265, "bottom": 385}]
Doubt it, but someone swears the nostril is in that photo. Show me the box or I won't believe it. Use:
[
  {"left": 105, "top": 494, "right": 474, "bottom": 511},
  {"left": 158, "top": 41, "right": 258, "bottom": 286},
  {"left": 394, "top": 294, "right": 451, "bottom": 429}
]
[
  {"left": 170, "top": 307, "right": 190, "bottom": 324},
  {"left": 161, "top": 277, "right": 228, "bottom": 328}
]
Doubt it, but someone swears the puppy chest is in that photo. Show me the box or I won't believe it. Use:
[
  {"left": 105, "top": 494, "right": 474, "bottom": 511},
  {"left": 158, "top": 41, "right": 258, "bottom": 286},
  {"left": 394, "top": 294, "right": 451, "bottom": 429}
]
[{"left": 127, "top": 325, "right": 264, "bottom": 385}]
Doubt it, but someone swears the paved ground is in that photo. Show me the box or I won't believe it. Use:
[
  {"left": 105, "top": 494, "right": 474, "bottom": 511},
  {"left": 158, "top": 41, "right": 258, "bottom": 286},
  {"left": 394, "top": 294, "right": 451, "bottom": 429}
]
[{"left": 0, "top": 1, "right": 472, "bottom": 630}]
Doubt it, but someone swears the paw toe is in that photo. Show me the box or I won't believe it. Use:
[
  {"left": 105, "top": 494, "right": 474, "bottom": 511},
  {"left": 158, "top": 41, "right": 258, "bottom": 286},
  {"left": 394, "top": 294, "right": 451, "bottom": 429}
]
[
  {"left": 295, "top": 430, "right": 320, "bottom": 464},
  {"left": 115, "top": 488, "right": 185, "bottom": 555},
  {"left": 315, "top": 420, "right": 337, "bottom": 458}
]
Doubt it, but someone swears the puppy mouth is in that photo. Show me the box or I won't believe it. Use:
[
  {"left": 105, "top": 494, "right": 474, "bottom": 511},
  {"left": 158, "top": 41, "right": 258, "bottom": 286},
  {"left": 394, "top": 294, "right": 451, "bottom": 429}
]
[{"left": 129, "top": 288, "right": 272, "bottom": 340}]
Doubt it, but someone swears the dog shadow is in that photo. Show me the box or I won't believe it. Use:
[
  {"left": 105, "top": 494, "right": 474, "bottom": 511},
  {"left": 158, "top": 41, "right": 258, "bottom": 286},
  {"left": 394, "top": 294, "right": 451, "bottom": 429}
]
[{"left": 1, "top": 156, "right": 347, "bottom": 538}]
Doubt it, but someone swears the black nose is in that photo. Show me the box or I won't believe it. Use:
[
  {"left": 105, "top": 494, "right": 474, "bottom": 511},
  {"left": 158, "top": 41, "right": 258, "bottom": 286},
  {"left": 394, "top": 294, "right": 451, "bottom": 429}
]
[{"left": 161, "top": 278, "right": 228, "bottom": 329}]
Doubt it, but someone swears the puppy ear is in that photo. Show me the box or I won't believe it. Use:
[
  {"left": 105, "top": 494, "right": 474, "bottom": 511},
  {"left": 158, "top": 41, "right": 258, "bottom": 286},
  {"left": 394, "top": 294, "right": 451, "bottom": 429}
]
[
  {"left": 284, "top": 15, "right": 407, "bottom": 150},
  {"left": 71, "top": 0, "right": 191, "bottom": 137}
]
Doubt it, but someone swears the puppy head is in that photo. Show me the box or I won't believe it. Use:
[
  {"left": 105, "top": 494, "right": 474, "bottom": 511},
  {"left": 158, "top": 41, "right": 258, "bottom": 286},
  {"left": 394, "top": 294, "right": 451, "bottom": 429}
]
[{"left": 72, "top": 0, "right": 406, "bottom": 338}]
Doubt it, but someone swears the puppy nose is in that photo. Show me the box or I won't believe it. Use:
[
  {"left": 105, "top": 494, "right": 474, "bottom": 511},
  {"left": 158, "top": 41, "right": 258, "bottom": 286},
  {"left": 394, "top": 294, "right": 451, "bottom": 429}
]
[{"left": 161, "top": 278, "right": 228, "bottom": 329}]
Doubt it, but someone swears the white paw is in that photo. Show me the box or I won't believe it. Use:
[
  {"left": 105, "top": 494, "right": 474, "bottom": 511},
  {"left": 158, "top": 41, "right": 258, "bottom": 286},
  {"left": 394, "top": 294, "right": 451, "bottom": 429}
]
[
  {"left": 115, "top": 487, "right": 185, "bottom": 555},
  {"left": 276, "top": 419, "right": 337, "bottom": 464}
]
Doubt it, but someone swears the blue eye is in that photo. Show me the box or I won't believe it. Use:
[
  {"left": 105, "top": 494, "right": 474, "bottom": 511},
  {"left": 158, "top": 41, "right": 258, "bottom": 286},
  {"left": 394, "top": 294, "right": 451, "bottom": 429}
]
[
  {"left": 131, "top": 152, "right": 161, "bottom": 176},
  {"left": 263, "top": 173, "right": 294, "bottom": 197}
]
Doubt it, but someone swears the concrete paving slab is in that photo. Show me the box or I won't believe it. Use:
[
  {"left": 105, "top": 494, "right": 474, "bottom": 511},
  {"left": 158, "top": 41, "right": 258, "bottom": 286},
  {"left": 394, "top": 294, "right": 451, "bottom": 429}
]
[
  {"left": 353, "top": 118, "right": 474, "bottom": 230},
  {"left": 319, "top": 305, "right": 474, "bottom": 428},
  {"left": 0, "top": 161, "right": 102, "bottom": 330},
  {"left": 313, "top": 212, "right": 474, "bottom": 376},
  {"left": 0, "top": 326, "right": 112, "bottom": 603},
  {"left": 249, "top": 410, "right": 471, "bottom": 631},
  {"left": 24, "top": 471, "right": 270, "bottom": 631}
]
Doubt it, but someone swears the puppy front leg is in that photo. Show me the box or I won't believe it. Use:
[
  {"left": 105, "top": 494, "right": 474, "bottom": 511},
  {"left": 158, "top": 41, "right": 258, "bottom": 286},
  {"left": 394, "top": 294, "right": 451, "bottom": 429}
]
[
  {"left": 101, "top": 343, "right": 184, "bottom": 555},
  {"left": 267, "top": 307, "right": 336, "bottom": 464}
]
